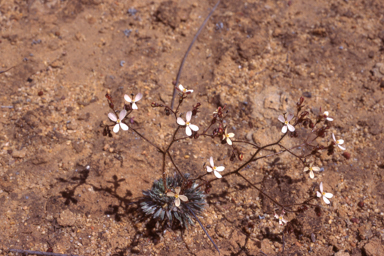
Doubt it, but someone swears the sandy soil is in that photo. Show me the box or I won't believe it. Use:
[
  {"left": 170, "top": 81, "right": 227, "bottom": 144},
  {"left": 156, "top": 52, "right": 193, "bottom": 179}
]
[{"left": 0, "top": 0, "right": 384, "bottom": 255}]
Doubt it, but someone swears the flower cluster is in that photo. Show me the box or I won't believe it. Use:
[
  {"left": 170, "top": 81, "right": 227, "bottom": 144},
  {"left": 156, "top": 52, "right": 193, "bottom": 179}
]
[{"left": 271, "top": 109, "right": 345, "bottom": 225}]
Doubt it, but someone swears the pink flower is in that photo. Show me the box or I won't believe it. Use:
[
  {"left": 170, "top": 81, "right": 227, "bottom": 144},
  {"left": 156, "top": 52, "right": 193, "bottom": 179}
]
[
  {"left": 323, "top": 111, "right": 333, "bottom": 121},
  {"left": 278, "top": 114, "right": 295, "bottom": 133},
  {"left": 206, "top": 156, "right": 225, "bottom": 178},
  {"left": 177, "top": 111, "right": 199, "bottom": 136},
  {"left": 274, "top": 211, "right": 287, "bottom": 225},
  {"left": 304, "top": 163, "right": 321, "bottom": 179},
  {"left": 178, "top": 84, "right": 193, "bottom": 94},
  {"left": 108, "top": 110, "right": 128, "bottom": 133},
  {"left": 332, "top": 133, "right": 346, "bottom": 150},
  {"left": 167, "top": 187, "right": 188, "bottom": 207},
  {"left": 222, "top": 128, "right": 235, "bottom": 145},
  {"left": 124, "top": 93, "right": 143, "bottom": 110},
  {"left": 317, "top": 182, "right": 333, "bottom": 204}
]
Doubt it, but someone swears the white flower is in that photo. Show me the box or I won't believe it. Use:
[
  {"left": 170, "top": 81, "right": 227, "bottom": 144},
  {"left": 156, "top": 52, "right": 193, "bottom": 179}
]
[
  {"left": 178, "top": 84, "right": 193, "bottom": 94},
  {"left": 177, "top": 111, "right": 199, "bottom": 136},
  {"left": 124, "top": 93, "right": 143, "bottom": 110},
  {"left": 332, "top": 133, "right": 346, "bottom": 150},
  {"left": 323, "top": 111, "right": 333, "bottom": 121},
  {"left": 206, "top": 156, "right": 225, "bottom": 179},
  {"left": 317, "top": 182, "right": 333, "bottom": 204},
  {"left": 278, "top": 114, "right": 295, "bottom": 133},
  {"left": 304, "top": 163, "right": 321, "bottom": 179},
  {"left": 274, "top": 211, "right": 287, "bottom": 225},
  {"left": 222, "top": 128, "right": 235, "bottom": 145},
  {"left": 167, "top": 187, "right": 188, "bottom": 207},
  {"left": 108, "top": 110, "right": 129, "bottom": 133}
]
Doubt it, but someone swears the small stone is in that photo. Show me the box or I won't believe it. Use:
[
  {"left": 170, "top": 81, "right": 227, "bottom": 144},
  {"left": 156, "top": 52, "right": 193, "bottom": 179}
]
[
  {"left": 66, "top": 121, "right": 78, "bottom": 130},
  {"left": 12, "top": 148, "right": 27, "bottom": 158},
  {"left": 57, "top": 209, "right": 77, "bottom": 227},
  {"left": 103, "top": 144, "right": 110, "bottom": 151},
  {"left": 335, "top": 251, "right": 350, "bottom": 256},
  {"left": 364, "top": 238, "right": 384, "bottom": 256}
]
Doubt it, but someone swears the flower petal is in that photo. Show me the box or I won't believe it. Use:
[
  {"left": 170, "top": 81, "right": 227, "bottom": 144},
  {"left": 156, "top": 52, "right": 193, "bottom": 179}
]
[
  {"left": 214, "top": 170, "right": 222, "bottom": 179},
  {"left": 175, "top": 187, "right": 181, "bottom": 194},
  {"left": 206, "top": 166, "right": 213, "bottom": 173},
  {"left": 119, "top": 109, "right": 127, "bottom": 120},
  {"left": 282, "top": 218, "right": 287, "bottom": 224},
  {"left": 124, "top": 94, "right": 132, "bottom": 103},
  {"left": 319, "top": 182, "right": 323, "bottom": 193},
  {"left": 177, "top": 117, "right": 185, "bottom": 126},
  {"left": 303, "top": 167, "right": 309, "bottom": 172},
  {"left": 312, "top": 167, "right": 320, "bottom": 172},
  {"left": 120, "top": 122, "right": 129, "bottom": 131},
  {"left": 113, "top": 124, "right": 120, "bottom": 133},
  {"left": 186, "top": 111, "right": 192, "bottom": 122},
  {"left": 187, "top": 89, "right": 193, "bottom": 93},
  {"left": 327, "top": 117, "right": 334, "bottom": 121},
  {"left": 337, "top": 139, "right": 344, "bottom": 145},
  {"left": 167, "top": 192, "right": 175, "bottom": 197},
  {"left": 179, "top": 195, "right": 188, "bottom": 202},
  {"left": 108, "top": 112, "right": 117, "bottom": 122},
  {"left": 175, "top": 198, "right": 180, "bottom": 207},
  {"left": 226, "top": 137, "right": 232, "bottom": 145},
  {"left": 338, "top": 145, "right": 346, "bottom": 150},
  {"left": 332, "top": 133, "right": 336, "bottom": 142},
  {"left": 287, "top": 124, "right": 295, "bottom": 132},
  {"left": 189, "top": 124, "right": 199, "bottom": 131},
  {"left": 210, "top": 157, "right": 214, "bottom": 168},
  {"left": 186, "top": 126, "right": 192, "bottom": 136},
  {"left": 287, "top": 113, "right": 294, "bottom": 121},
  {"left": 317, "top": 191, "right": 322, "bottom": 198},
  {"left": 324, "top": 111, "right": 329, "bottom": 116},
  {"left": 309, "top": 171, "right": 314, "bottom": 179},
  {"left": 215, "top": 166, "right": 225, "bottom": 172},
  {"left": 134, "top": 93, "right": 143, "bottom": 102},
  {"left": 228, "top": 133, "right": 235, "bottom": 138},
  {"left": 132, "top": 102, "right": 138, "bottom": 110},
  {"left": 323, "top": 196, "right": 330, "bottom": 204},
  {"left": 178, "top": 84, "right": 184, "bottom": 91},
  {"left": 282, "top": 125, "right": 288, "bottom": 134},
  {"left": 278, "top": 115, "right": 285, "bottom": 123},
  {"left": 324, "top": 193, "right": 333, "bottom": 199}
]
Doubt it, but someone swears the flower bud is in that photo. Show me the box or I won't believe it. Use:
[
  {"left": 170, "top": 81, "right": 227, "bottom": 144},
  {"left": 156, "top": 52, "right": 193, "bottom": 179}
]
[{"left": 238, "top": 153, "right": 244, "bottom": 161}]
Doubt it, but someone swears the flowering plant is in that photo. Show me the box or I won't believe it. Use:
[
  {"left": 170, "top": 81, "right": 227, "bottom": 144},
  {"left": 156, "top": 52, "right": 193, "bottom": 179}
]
[{"left": 101, "top": 88, "right": 349, "bottom": 254}]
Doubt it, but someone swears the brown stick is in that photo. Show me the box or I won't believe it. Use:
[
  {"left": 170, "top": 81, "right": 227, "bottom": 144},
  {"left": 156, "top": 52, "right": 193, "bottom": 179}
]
[{"left": 170, "top": 0, "right": 221, "bottom": 109}]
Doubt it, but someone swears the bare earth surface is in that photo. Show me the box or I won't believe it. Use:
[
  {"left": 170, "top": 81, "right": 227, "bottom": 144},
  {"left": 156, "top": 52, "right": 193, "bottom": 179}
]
[{"left": 1, "top": 0, "right": 384, "bottom": 255}]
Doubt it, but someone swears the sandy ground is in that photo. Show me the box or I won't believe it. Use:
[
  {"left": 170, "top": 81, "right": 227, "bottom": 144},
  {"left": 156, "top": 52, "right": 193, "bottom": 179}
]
[{"left": 1, "top": 0, "right": 384, "bottom": 255}]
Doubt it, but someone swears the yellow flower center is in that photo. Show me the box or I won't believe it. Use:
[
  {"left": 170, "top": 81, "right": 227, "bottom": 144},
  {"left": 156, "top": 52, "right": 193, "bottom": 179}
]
[
  {"left": 183, "top": 89, "right": 187, "bottom": 92},
  {"left": 336, "top": 140, "right": 341, "bottom": 144},
  {"left": 186, "top": 122, "right": 190, "bottom": 125},
  {"left": 284, "top": 121, "right": 289, "bottom": 125},
  {"left": 117, "top": 119, "right": 121, "bottom": 123},
  {"left": 322, "top": 192, "right": 326, "bottom": 196},
  {"left": 175, "top": 194, "right": 179, "bottom": 199},
  {"left": 309, "top": 167, "right": 313, "bottom": 171},
  {"left": 213, "top": 166, "right": 216, "bottom": 170}
]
